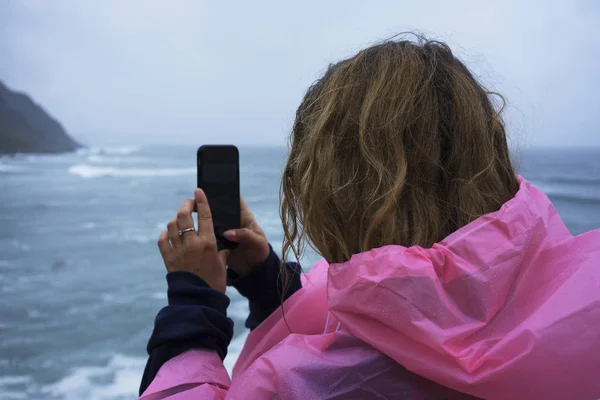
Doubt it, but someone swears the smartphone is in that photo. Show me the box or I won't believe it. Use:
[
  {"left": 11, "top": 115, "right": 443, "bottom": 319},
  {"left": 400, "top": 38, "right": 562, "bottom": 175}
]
[{"left": 197, "top": 145, "right": 240, "bottom": 250}]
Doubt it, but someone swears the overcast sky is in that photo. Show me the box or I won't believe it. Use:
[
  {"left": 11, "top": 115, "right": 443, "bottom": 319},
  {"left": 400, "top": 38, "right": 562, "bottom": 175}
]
[{"left": 1, "top": 0, "right": 598, "bottom": 147}]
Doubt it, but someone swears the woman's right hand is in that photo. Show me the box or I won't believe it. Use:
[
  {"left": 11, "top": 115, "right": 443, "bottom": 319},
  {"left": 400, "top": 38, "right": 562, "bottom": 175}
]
[{"left": 223, "top": 196, "right": 270, "bottom": 277}]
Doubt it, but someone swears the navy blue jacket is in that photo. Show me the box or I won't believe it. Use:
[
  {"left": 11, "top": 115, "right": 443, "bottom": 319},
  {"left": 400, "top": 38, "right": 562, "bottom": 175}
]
[{"left": 139, "top": 246, "right": 302, "bottom": 396}]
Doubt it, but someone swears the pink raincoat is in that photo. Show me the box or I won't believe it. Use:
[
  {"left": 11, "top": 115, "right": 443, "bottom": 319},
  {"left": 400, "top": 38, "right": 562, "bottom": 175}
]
[{"left": 140, "top": 179, "right": 600, "bottom": 399}]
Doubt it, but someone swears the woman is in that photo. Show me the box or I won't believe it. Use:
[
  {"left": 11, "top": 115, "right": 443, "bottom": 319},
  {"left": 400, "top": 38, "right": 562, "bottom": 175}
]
[{"left": 139, "top": 37, "right": 600, "bottom": 399}]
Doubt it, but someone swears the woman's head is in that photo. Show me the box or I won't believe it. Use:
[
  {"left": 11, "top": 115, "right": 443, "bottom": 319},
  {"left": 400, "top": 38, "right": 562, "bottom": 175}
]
[{"left": 281, "top": 35, "right": 518, "bottom": 264}]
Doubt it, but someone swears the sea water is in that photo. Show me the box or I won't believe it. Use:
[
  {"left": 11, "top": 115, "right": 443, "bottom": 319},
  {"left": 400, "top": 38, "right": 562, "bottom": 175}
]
[{"left": 0, "top": 146, "right": 599, "bottom": 399}]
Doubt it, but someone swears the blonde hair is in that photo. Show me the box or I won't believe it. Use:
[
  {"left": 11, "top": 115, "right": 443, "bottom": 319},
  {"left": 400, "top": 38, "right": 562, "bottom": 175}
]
[{"left": 280, "top": 35, "right": 518, "bottom": 266}]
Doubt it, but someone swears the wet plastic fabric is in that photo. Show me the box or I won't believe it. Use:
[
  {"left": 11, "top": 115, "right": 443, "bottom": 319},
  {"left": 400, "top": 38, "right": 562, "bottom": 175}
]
[{"left": 140, "top": 179, "right": 600, "bottom": 400}]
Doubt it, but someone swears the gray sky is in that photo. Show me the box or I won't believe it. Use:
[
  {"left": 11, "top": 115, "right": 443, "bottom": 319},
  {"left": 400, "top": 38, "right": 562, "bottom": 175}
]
[{"left": 1, "top": 0, "right": 599, "bottom": 147}]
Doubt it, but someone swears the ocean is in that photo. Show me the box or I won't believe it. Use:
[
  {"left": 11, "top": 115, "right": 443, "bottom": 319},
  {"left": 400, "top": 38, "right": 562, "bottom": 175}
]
[{"left": 0, "top": 146, "right": 599, "bottom": 399}]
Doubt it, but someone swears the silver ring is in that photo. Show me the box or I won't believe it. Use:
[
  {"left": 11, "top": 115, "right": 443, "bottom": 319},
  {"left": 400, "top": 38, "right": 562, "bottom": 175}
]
[{"left": 178, "top": 227, "right": 195, "bottom": 236}]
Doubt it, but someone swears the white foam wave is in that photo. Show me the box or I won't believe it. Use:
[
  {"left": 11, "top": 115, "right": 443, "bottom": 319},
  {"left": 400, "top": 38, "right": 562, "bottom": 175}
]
[
  {"left": 78, "top": 146, "right": 141, "bottom": 156},
  {"left": 126, "top": 234, "right": 155, "bottom": 244},
  {"left": 83, "top": 222, "right": 97, "bottom": 230},
  {"left": 224, "top": 331, "right": 248, "bottom": 375},
  {"left": 27, "top": 309, "right": 48, "bottom": 319},
  {"left": 87, "top": 155, "right": 121, "bottom": 163},
  {"left": 227, "top": 300, "right": 250, "bottom": 322},
  {"left": 100, "top": 293, "right": 115, "bottom": 302},
  {"left": 151, "top": 291, "right": 167, "bottom": 300},
  {"left": 0, "top": 375, "right": 32, "bottom": 400},
  {"left": 10, "top": 240, "right": 31, "bottom": 251},
  {"left": 533, "top": 181, "right": 600, "bottom": 203},
  {"left": 0, "top": 391, "right": 27, "bottom": 399},
  {"left": 15, "top": 151, "right": 89, "bottom": 165},
  {"left": 0, "top": 163, "right": 24, "bottom": 172},
  {"left": 87, "top": 155, "right": 147, "bottom": 164},
  {"left": 104, "top": 146, "right": 140, "bottom": 155},
  {"left": 69, "top": 163, "right": 194, "bottom": 178},
  {"left": 67, "top": 306, "right": 85, "bottom": 315},
  {"left": 41, "top": 354, "right": 145, "bottom": 400},
  {"left": 0, "top": 375, "right": 32, "bottom": 385},
  {"left": 1, "top": 285, "right": 17, "bottom": 293}
]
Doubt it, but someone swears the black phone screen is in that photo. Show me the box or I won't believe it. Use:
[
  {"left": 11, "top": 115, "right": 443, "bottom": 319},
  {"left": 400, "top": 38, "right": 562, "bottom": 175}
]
[{"left": 197, "top": 145, "right": 240, "bottom": 250}]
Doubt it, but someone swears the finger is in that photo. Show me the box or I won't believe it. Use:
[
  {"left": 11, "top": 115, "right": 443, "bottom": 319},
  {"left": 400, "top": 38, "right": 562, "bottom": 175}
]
[
  {"left": 218, "top": 249, "right": 230, "bottom": 266},
  {"left": 223, "top": 228, "right": 262, "bottom": 245},
  {"left": 239, "top": 195, "right": 255, "bottom": 225},
  {"left": 177, "top": 198, "right": 196, "bottom": 231},
  {"left": 240, "top": 195, "right": 251, "bottom": 214},
  {"left": 157, "top": 230, "right": 171, "bottom": 259},
  {"left": 194, "top": 189, "right": 214, "bottom": 238},
  {"left": 167, "top": 217, "right": 181, "bottom": 248}
]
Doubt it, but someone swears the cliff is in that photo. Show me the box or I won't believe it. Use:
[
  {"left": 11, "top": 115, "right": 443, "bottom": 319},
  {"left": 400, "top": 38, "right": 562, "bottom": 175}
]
[{"left": 0, "top": 81, "right": 81, "bottom": 154}]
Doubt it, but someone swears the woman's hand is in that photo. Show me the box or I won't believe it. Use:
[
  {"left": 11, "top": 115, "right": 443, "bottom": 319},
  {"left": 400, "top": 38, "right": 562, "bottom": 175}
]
[
  {"left": 223, "top": 196, "right": 270, "bottom": 277},
  {"left": 158, "top": 189, "right": 229, "bottom": 293}
]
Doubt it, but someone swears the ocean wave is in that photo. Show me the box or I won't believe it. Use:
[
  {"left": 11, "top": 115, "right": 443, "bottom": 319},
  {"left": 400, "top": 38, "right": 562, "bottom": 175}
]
[
  {"left": 0, "top": 375, "right": 32, "bottom": 385},
  {"left": 151, "top": 291, "right": 167, "bottom": 300},
  {"left": 77, "top": 146, "right": 141, "bottom": 156},
  {"left": 224, "top": 331, "right": 249, "bottom": 375},
  {"left": 534, "top": 182, "right": 600, "bottom": 205},
  {"left": 83, "top": 222, "right": 97, "bottom": 230},
  {"left": 41, "top": 354, "right": 144, "bottom": 400},
  {"left": 36, "top": 349, "right": 245, "bottom": 399},
  {"left": 125, "top": 234, "right": 155, "bottom": 244},
  {"left": 100, "top": 293, "right": 115, "bottom": 302},
  {"left": 10, "top": 240, "right": 31, "bottom": 251},
  {"left": 27, "top": 309, "right": 49, "bottom": 319},
  {"left": 0, "top": 375, "right": 32, "bottom": 400},
  {"left": 18, "top": 151, "right": 85, "bottom": 164},
  {"left": 534, "top": 175, "right": 600, "bottom": 186},
  {"left": 244, "top": 194, "right": 278, "bottom": 204},
  {"left": 96, "top": 230, "right": 159, "bottom": 245},
  {"left": 0, "top": 163, "right": 25, "bottom": 173},
  {"left": 227, "top": 300, "right": 250, "bottom": 322},
  {"left": 544, "top": 192, "right": 600, "bottom": 205},
  {"left": 68, "top": 163, "right": 194, "bottom": 178},
  {"left": 87, "top": 154, "right": 148, "bottom": 164},
  {"left": 1, "top": 285, "right": 17, "bottom": 294}
]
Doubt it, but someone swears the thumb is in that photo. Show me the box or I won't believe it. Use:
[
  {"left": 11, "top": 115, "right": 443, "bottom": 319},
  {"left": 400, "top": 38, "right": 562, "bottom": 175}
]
[{"left": 223, "top": 228, "right": 263, "bottom": 246}]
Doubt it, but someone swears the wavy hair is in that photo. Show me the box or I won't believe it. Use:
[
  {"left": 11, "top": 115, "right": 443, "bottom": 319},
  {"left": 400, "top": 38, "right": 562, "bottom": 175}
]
[{"left": 280, "top": 35, "right": 518, "bottom": 267}]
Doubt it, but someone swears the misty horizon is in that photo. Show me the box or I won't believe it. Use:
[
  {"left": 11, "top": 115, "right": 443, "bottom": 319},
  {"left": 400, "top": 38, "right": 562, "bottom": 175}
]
[{"left": 1, "top": 1, "right": 598, "bottom": 148}]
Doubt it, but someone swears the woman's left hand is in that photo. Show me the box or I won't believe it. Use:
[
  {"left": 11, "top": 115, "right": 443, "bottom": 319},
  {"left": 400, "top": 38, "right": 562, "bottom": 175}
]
[{"left": 158, "top": 189, "right": 229, "bottom": 293}]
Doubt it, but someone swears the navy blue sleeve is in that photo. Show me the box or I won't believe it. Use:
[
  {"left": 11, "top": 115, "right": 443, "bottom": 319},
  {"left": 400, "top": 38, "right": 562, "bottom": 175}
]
[
  {"left": 227, "top": 245, "right": 302, "bottom": 330},
  {"left": 139, "top": 271, "right": 234, "bottom": 396}
]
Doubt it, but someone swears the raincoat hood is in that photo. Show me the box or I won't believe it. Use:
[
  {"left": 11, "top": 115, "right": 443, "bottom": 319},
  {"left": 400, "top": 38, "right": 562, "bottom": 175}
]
[{"left": 327, "top": 178, "right": 600, "bottom": 399}]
